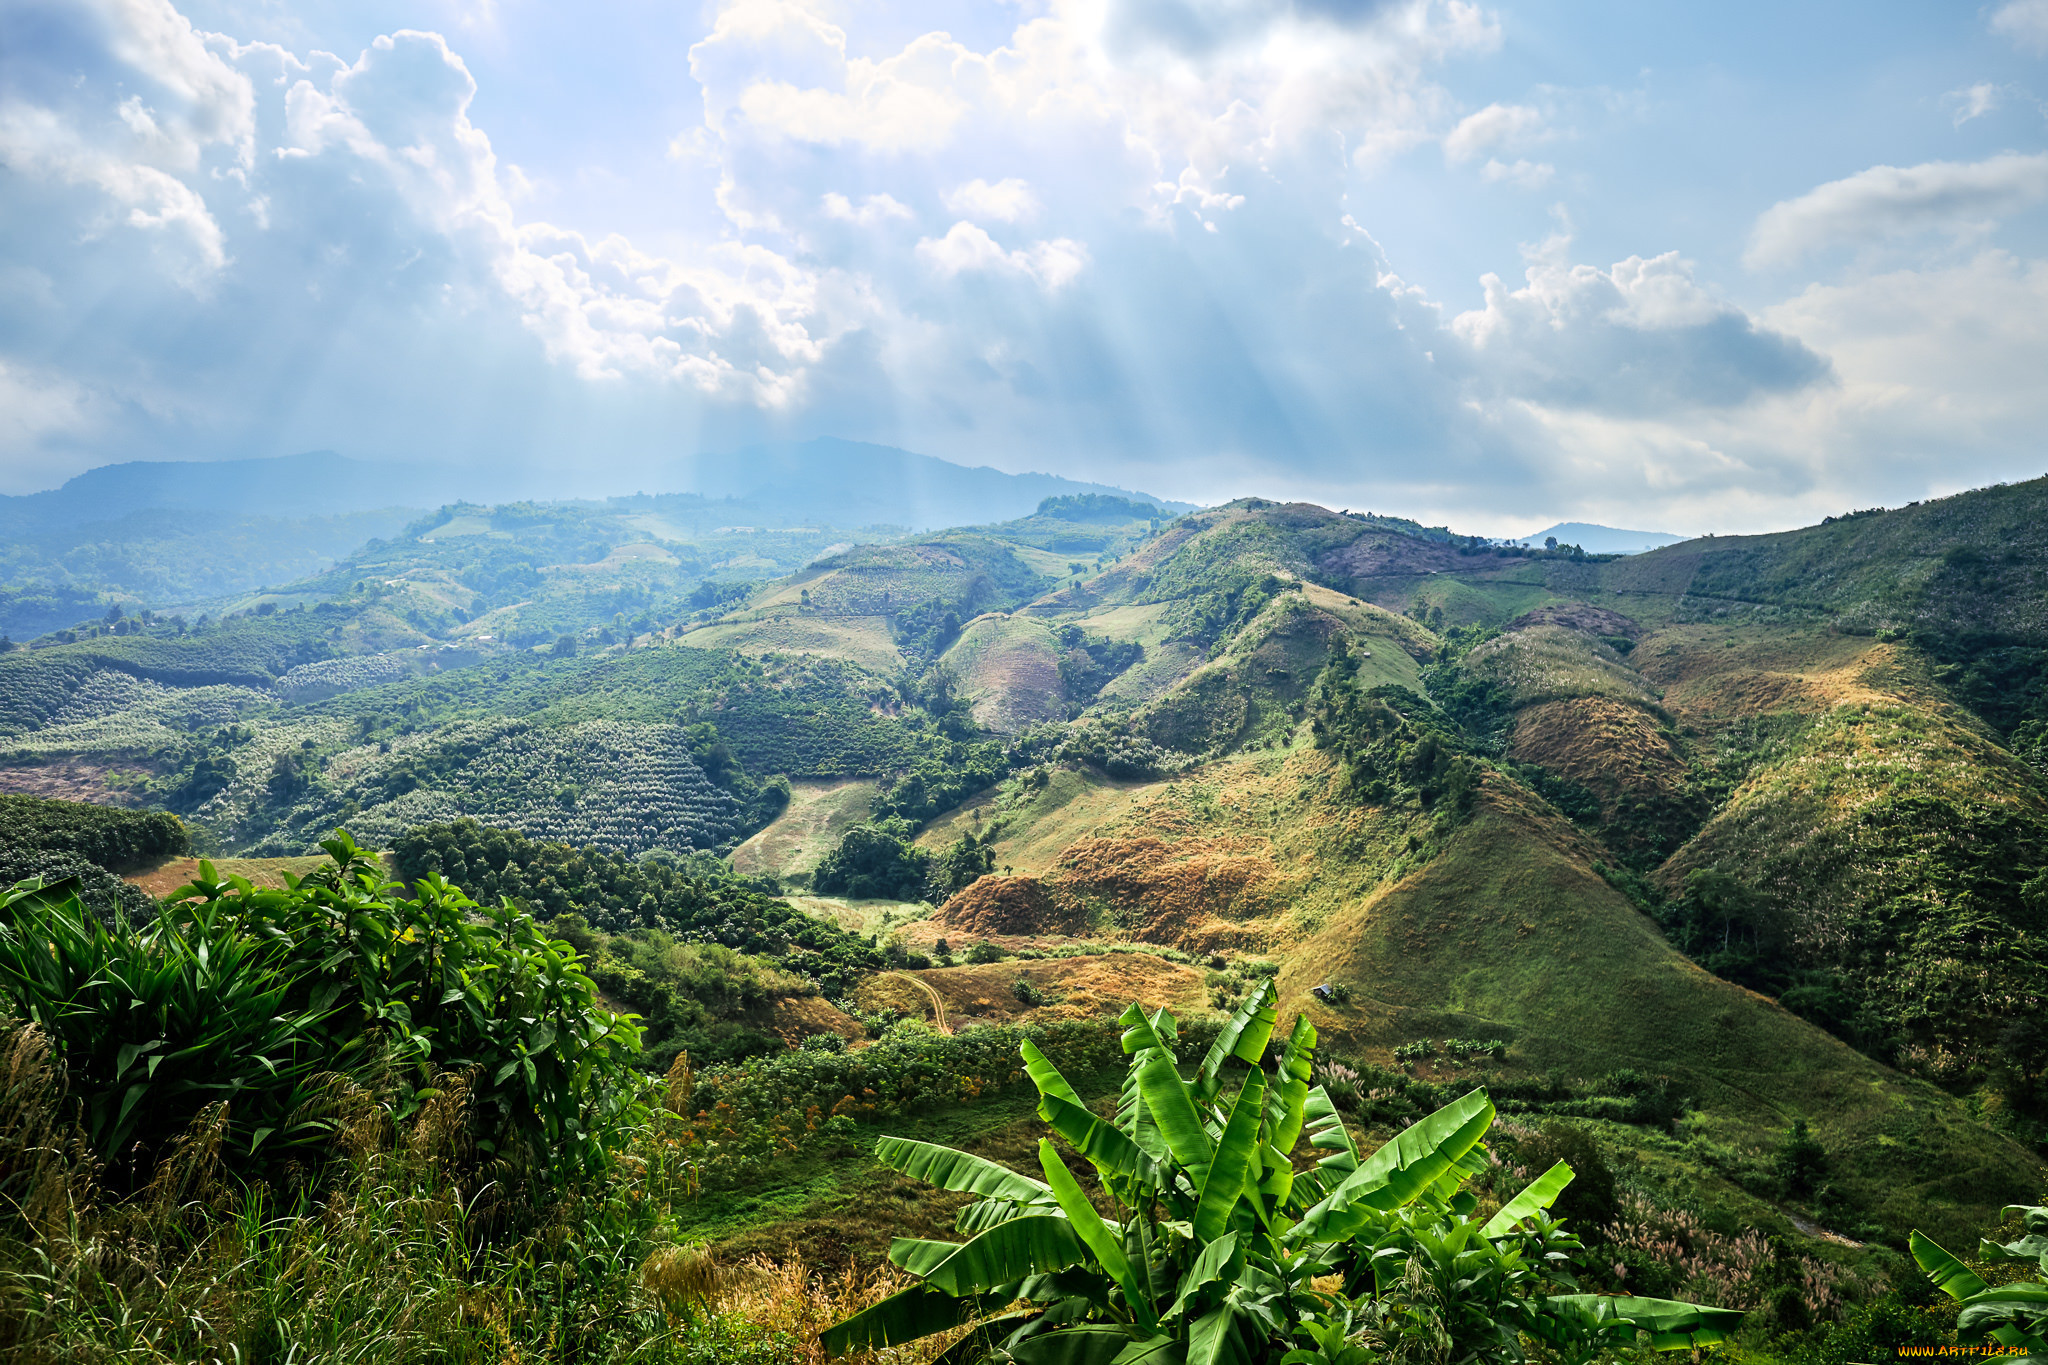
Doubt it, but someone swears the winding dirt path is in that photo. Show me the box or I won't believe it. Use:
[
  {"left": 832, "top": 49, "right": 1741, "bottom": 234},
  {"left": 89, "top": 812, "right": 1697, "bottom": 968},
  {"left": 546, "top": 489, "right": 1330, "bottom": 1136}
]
[{"left": 890, "top": 971, "right": 950, "bottom": 1035}]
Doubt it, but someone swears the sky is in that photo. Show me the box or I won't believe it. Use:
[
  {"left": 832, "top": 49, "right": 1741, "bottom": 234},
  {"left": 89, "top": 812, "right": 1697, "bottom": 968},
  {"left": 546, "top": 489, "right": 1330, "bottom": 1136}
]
[{"left": 3, "top": 0, "right": 2047, "bottom": 535}]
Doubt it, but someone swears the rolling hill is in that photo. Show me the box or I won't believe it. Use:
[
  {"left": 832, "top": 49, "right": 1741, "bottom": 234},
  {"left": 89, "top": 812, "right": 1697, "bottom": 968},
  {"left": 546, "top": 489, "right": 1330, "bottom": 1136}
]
[{"left": 0, "top": 471, "right": 2043, "bottom": 1273}]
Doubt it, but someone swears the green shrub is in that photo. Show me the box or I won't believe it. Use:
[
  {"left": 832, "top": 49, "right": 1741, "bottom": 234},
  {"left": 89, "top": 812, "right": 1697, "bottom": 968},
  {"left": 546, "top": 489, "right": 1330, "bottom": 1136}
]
[
  {"left": 0, "top": 832, "right": 642, "bottom": 1185},
  {"left": 811, "top": 819, "right": 930, "bottom": 901}
]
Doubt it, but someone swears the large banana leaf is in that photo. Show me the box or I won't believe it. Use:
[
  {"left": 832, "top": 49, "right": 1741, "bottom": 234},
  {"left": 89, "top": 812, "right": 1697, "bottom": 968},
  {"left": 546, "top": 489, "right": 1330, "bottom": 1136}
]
[
  {"left": 821, "top": 1283, "right": 980, "bottom": 1355},
  {"left": 877, "top": 1135, "right": 1053, "bottom": 1203},
  {"left": 1544, "top": 1294, "right": 1746, "bottom": 1350},
  {"left": 1263, "top": 1014, "right": 1317, "bottom": 1156},
  {"left": 1119, "top": 1059, "right": 1172, "bottom": 1164},
  {"left": 1286, "top": 1089, "right": 1495, "bottom": 1245},
  {"left": 1302, "top": 1085, "right": 1359, "bottom": 1173},
  {"left": 1136, "top": 1048, "right": 1215, "bottom": 1174},
  {"left": 1956, "top": 1284, "right": 2048, "bottom": 1339},
  {"left": 1195, "top": 981, "right": 1278, "bottom": 1101},
  {"left": 1187, "top": 1304, "right": 1261, "bottom": 1365},
  {"left": 1040, "top": 1139, "right": 1162, "bottom": 1335},
  {"left": 1164, "top": 1233, "right": 1240, "bottom": 1323},
  {"left": 1481, "top": 1160, "right": 1574, "bottom": 1237},
  {"left": 891, "top": 1216, "right": 1091, "bottom": 1295},
  {"left": 1914, "top": 1230, "right": 1992, "bottom": 1301},
  {"left": 959, "top": 1197, "right": 1041, "bottom": 1233},
  {"left": 1194, "top": 1070, "right": 1267, "bottom": 1243},
  {"left": 1041, "top": 1091, "right": 1152, "bottom": 1185},
  {"left": 1012, "top": 1327, "right": 1183, "bottom": 1364},
  {"left": 1120, "top": 1003, "right": 1183, "bottom": 1061},
  {"left": 1025, "top": 1039, "right": 1089, "bottom": 1110}
]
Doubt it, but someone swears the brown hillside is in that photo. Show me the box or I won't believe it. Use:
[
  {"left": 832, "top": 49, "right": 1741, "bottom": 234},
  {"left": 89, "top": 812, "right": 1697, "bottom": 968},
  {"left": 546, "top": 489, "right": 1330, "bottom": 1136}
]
[{"left": 934, "top": 875, "right": 1084, "bottom": 937}]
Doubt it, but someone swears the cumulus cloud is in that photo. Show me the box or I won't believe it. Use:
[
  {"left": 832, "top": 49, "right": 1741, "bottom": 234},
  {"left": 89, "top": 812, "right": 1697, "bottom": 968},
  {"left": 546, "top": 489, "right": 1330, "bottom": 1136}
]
[
  {"left": 8, "top": 0, "right": 2048, "bottom": 535},
  {"left": 1450, "top": 240, "right": 1831, "bottom": 414},
  {"left": 1746, "top": 151, "right": 2048, "bottom": 266},
  {"left": 1990, "top": 0, "right": 2048, "bottom": 55},
  {"left": 943, "top": 177, "right": 1040, "bottom": 222},
  {"left": 1443, "top": 101, "right": 1543, "bottom": 162},
  {"left": 1480, "top": 157, "right": 1553, "bottom": 188},
  {"left": 821, "top": 191, "right": 913, "bottom": 224},
  {"left": 915, "top": 221, "right": 1089, "bottom": 289}
]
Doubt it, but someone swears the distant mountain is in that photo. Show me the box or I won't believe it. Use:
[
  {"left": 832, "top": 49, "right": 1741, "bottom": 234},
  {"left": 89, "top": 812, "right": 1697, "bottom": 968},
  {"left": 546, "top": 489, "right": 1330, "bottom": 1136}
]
[
  {"left": 0, "top": 441, "right": 1191, "bottom": 536},
  {"left": 665, "top": 437, "right": 1194, "bottom": 530},
  {"left": 1518, "top": 521, "right": 1687, "bottom": 555}
]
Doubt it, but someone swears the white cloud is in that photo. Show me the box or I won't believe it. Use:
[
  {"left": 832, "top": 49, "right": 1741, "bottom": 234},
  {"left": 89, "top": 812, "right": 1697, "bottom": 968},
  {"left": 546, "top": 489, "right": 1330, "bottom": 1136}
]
[
  {"left": 1450, "top": 240, "right": 1830, "bottom": 414},
  {"left": 915, "top": 221, "right": 1089, "bottom": 290},
  {"left": 1990, "top": 0, "right": 2048, "bottom": 55},
  {"left": 821, "top": 191, "right": 913, "bottom": 225},
  {"left": 1444, "top": 101, "right": 1544, "bottom": 163},
  {"left": 0, "top": 101, "right": 228, "bottom": 277},
  {"left": 1746, "top": 151, "right": 2048, "bottom": 266},
  {"left": 1943, "top": 82, "right": 2002, "bottom": 125},
  {"left": 1480, "top": 157, "right": 1553, "bottom": 188},
  {"left": 943, "top": 177, "right": 1040, "bottom": 222}
]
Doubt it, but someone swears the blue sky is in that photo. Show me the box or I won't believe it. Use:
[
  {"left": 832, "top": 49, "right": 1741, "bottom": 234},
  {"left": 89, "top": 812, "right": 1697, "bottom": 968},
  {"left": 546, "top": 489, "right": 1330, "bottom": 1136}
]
[{"left": 3, "top": 0, "right": 2047, "bottom": 534}]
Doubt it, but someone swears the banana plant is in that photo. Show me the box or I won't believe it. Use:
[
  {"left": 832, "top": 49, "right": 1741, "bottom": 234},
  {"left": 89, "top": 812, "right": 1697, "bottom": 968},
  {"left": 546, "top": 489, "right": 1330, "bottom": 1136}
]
[
  {"left": 821, "top": 981, "right": 1740, "bottom": 1364},
  {"left": 1912, "top": 1204, "right": 2048, "bottom": 1362}
]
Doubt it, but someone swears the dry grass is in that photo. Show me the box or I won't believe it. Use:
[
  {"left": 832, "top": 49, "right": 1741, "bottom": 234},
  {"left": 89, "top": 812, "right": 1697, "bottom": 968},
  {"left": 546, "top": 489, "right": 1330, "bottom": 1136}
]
[
  {"left": 1509, "top": 697, "right": 1692, "bottom": 807},
  {"left": 729, "top": 779, "right": 879, "bottom": 879},
  {"left": 942, "top": 615, "right": 1067, "bottom": 734},
  {"left": 677, "top": 616, "right": 903, "bottom": 672}
]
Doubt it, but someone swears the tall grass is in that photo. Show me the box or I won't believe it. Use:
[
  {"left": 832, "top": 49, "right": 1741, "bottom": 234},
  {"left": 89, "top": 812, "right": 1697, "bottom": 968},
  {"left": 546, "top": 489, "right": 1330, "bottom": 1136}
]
[{"left": 0, "top": 1018, "right": 956, "bottom": 1365}]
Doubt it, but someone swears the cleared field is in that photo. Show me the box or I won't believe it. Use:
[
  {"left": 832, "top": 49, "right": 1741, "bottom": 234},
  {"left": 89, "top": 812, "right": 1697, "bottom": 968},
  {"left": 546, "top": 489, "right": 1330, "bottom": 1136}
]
[
  {"left": 729, "top": 779, "right": 879, "bottom": 879},
  {"left": 943, "top": 615, "right": 1066, "bottom": 733},
  {"left": 677, "top": 616, "right": 901, "bottom": 672},
  {"left": 857, "top": 952, "right": 1207, "bottom": 1028},
  {"left": 784, "top": 894, "right": 929, "bottom": 939},
  {"left": 126, "top": 854, "right": 347, "bottom": 898}
]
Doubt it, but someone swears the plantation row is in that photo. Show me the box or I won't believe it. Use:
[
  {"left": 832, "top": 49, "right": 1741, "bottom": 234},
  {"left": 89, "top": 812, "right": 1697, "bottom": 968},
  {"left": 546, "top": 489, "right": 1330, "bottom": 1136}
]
[{"left": 255, "top": 720, "right": 748, "bottom": 857}]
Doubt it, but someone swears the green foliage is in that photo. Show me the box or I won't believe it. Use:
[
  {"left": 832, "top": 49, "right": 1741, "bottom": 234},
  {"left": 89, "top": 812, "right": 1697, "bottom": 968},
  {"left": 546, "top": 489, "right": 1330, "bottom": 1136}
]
[
  {"left": 1310, "top": 650, "right": 1483, "bottom": 818},
  {"left": 1055, "top": 624, "right": 1145, "bottom": 707},
  {"left": 0, "top": 832, "right": 643, "bottom": 1184},
  {"left": 0, "top": 793, "right": 185, "bottom": 925},
  {"left": 0, "top": 792, "right": 186, "bottom": 869},
  {"left": 568, "top": 923, "right": 814, "bottom": 1068},
  {"left": 824, "top": 982, "right": 1740, "bottom": 1362},
  {"left": 873, "top": 738, "right": 1010, "bottom": 826},
  {"left": 812, "top": 818, "right": 933, "bottom": 901},
  {"left": 393, "top": 819, "right": 881, "bottom": 996},
  {"left": 1157, "top": 568, "right": 1288, "bottom": 647},
  {"left": 1034, "top": 494, "right": 1162, "bottom": 524},
  {"left": 1775, "top": 1119, "right": 1829, "bottom": 1199},
  {"left": 1417, "top": 625, "right": 1515, "bottom": 755},
  {"left": 1911, "top": 1204, "right": 2048, "bottom": 1358},
  {"left": 927, "top": 828, "right": 996, "bottom": 901},
  {"left": 684, "top": 1018, "right": 1129, "bottom": 1184}
]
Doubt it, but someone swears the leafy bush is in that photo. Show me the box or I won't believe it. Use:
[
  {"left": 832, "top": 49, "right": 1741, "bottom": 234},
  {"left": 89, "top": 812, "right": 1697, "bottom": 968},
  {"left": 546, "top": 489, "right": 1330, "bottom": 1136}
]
[
  {"left": 0, "top": 833, "right": 643, "bottom": 1185},
  {"left": 925, "top": 828, "right": 994, "bottom": 901},
  {"left": 811, "top": 819, "right": 932, "bottom": 901}
]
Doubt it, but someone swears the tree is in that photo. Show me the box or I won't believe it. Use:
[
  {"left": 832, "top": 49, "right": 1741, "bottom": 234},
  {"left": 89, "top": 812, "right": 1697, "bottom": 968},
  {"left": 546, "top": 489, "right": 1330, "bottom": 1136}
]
[{"left": 824, "top": 981, "right": 1740, "bottom": 1362}]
